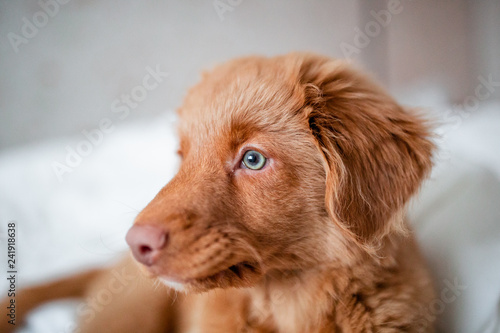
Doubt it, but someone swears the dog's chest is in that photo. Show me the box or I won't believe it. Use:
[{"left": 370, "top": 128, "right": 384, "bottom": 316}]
[
  {"left": 178, "top": 274, "right": 339, "bottom": 333},
  {"left": 245, "top": 276, "right": 337, "bottom": 333}
]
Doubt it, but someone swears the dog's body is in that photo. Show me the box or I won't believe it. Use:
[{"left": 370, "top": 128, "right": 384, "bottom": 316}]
[{"left": 2, "top": 53, "right": 435, "bottom": 332}]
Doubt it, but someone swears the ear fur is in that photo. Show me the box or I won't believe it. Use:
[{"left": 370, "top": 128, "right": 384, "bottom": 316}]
[{"left": 293, "top": 53, "right": 434, "bottom": 247}]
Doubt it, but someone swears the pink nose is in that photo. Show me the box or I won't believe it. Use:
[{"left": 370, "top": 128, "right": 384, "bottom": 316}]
[{"left": 125, "top": 225, "right": 167, "bottom": 266}]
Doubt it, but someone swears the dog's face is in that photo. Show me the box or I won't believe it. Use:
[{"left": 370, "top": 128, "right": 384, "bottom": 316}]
[{"left": 126, "top": 53, "right": 433, "bottom": 292}]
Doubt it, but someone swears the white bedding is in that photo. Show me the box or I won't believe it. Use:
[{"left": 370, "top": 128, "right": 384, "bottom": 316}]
[{"left": 1, "top": 104, "right": 499, "bottom": 333}]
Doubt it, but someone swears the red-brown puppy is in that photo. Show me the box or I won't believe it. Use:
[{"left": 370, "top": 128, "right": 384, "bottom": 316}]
[{"left": 2, "top": 53, "right": 435, "bottom": 333}]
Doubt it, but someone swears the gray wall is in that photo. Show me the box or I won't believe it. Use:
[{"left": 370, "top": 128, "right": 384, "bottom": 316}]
[{"left": 0, "top": 0, "right": 498, "bottom": 149}]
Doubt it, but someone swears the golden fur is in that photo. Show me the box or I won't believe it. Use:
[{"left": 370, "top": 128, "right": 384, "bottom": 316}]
[{"left": 1, "top": 53, "right": 436, "bottom": 332}]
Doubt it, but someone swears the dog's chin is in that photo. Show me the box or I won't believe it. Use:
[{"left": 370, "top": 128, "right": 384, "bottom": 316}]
[{"left": 158, "top": 261, "right": 262, "bottom": 293}]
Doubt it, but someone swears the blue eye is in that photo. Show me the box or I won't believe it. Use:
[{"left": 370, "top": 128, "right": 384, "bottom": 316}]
[{"left": 242, "top": 150, "right": 266, "bottom": 170}]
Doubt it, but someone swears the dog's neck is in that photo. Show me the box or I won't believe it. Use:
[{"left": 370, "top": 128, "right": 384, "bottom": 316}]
[
  {"left": 245, "top": 267, "right": 346, "bottom": 332},
  {"left": 245, "top": 235, "right": 403, "bottom": 332}
]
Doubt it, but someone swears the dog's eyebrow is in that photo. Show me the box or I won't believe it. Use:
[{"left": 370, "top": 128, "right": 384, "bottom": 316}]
[{"left": 228, "top": 120, "right": 262, "bottom": 151}]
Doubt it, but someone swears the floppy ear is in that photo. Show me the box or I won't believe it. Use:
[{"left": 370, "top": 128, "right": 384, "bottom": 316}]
[{"left": 296, "top": 54, "right": 434, "bottom": 246}]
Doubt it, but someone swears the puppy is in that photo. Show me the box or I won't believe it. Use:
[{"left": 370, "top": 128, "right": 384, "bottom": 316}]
[{"left": 3, "top": 53, "right": 435, "bottom": 332}]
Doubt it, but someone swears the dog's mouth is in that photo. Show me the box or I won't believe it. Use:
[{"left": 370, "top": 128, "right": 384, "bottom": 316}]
[{"left": 159, "top": 261, "right": 261, "bottom": 291}]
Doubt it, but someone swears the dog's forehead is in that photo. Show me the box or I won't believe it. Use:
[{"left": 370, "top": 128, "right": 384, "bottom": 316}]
[{"left": 177, "top": 58, "right": 305, "bottom": 145}]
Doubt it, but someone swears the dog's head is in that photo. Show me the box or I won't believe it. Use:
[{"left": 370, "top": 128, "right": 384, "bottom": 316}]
[{"left": 126, "top": 53, "right": 434, "bottom": 292}]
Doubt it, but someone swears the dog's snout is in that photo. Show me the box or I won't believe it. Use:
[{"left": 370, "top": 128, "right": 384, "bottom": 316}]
[{"left": 125, "top": 225, "right": 167, "bottom": 266}]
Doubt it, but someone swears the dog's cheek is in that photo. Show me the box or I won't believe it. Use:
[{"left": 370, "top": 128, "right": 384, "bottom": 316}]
[{"left": 236, "top": 169, "right": 306, "bottom": 237}]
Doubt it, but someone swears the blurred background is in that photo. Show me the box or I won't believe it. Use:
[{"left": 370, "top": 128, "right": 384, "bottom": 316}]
[
  {"left": 1, "top": 0, "right": 499, "bottom": 149},
  {"left": 0, "top": 1, "right": 499, "bottom": 332}
]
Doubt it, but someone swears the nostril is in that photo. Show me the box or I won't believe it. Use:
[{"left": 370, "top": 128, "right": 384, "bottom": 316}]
[
  {"left": 125, "top": 225, "right": 168, "bottom": 266},
  {"left": 139, "top": 245, "right": 153, "bottom": 255}
]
